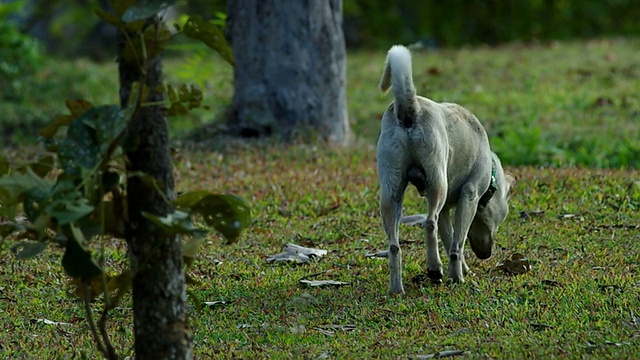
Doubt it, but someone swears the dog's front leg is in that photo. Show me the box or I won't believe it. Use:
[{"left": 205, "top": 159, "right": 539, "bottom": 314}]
[
  {"left": 448, "top": 184, "right": 479, "bottom": 283},
  {"left": 438, "top": 210, "right": 470, "bottom": 275}
]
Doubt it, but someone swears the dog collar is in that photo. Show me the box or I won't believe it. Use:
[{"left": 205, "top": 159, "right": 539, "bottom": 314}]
[{"left": 478, "top": 161, "right": 498, "bottom": 208}]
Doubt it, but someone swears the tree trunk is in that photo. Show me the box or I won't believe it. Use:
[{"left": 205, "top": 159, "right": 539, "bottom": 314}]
[
  {"left": 227, "top": 0, "right": 350, "bottom": 145},
  {"left": 118, "top": 18, "right": 193, "bottom": 359}
]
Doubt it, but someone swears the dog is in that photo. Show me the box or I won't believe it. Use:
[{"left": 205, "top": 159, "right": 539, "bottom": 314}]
[{"left": 376, "top": 45, "right": 513, "bottom": 294}]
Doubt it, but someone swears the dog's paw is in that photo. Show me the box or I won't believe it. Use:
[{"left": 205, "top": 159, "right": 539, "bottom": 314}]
[
  {"left": 387, "top": 285, "right": 405, "bottom": 296},
  {"left": 448, "top": 261, "right": 465, "bottom": 283},
  {"left": 462, "top": 259, "right": 470, "bottom": 275},
  {"left": 426, "top": 269, "right": 443, "bottom": 284},
  {"left": 448, "top": 276, "right": 465, "bottom": 284}
]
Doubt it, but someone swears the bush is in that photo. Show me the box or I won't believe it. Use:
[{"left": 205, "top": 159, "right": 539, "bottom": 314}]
[{"left": 0, "top": 21, "right": 44, "bottom": 99}]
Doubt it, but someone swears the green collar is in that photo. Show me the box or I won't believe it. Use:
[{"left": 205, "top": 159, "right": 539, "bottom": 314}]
[{"left": 478, "top": 162, "right": 498, "bottom": 208}]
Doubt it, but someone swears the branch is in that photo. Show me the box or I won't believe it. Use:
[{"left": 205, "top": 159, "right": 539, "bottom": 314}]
[{"left": 81, "top": 279, "right": 109, "bottom": 358}]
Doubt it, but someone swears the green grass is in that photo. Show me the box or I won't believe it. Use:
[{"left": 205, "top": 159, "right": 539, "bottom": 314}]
[
  {"left": 2, "top": 39, "right": 640, "bottom": 358},
  {"left": 3, "top": 38, "right": 640, "bottom": 167}
]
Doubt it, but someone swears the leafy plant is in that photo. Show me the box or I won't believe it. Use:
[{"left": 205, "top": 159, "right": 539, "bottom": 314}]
[{"left": 0, "top": 0, "right": 244, "bottom": 358}]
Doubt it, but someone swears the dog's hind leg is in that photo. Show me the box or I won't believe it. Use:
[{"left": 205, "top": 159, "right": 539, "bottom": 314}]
[
  {"left": 380, "top": 186, "right": 405, "bottom": 295},
  {"left": 448, "top": 183, "right": 481, "bottom": 283},
  {"left": 382, "top": 197, "right": 404, "bottom": 294},
  {"left": 424, "top": 174, "right": 447, "bottom": 284},
  {"left": 378, "top": 147, "right": 409, "bottom": 294},
  {"left": 438, "top": 208, "right": 470, "bottom": 276}
]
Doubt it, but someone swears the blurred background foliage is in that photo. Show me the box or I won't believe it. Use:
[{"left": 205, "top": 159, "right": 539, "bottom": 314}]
[
  {"left": 1, "top": 0, "right": 639, "bottom": 167},
  {"left": 3, "top": 0, "right": 639, "bottom": 59}
]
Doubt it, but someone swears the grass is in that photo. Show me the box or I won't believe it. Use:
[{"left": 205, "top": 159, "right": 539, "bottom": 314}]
[{"left": 1, "top": 39, "right": 640, "bottom": 358}]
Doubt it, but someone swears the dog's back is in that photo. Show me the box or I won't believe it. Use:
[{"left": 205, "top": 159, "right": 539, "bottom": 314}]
[
  {"left": 378, "top": 46, "right": 490, "bottom": 203},
  {"left": 376, "top": 45, "right": 510, "bottom": 294}
]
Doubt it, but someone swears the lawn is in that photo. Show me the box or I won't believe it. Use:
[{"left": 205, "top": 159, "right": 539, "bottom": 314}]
[{"left": 1, "top": 38, "right": 639, "bottom": 358}]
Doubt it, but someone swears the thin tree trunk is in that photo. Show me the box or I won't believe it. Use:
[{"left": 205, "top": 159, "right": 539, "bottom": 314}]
[
  {"left": 227, "top": 0, "right": 350, "bottom": 145},
  {"left": 117, "top": 17, "right": 193, "bottom": 359}
]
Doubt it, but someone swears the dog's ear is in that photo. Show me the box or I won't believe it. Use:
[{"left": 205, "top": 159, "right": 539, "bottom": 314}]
[{"left": 505, "top": 174, "right": 516, "bottom": 195}]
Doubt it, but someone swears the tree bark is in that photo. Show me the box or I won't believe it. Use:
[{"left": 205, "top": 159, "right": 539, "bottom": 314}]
[
  {"left": 227, "top": 0, "right": 350, "bottom": 145},
  {"left": 118, "top": 17, "right": 193, "bottom": 359}
]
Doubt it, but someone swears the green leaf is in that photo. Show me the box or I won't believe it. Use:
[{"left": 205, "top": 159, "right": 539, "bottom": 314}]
[
  {"left": 29, "top": 155, "right": 55, "bottom": 177},
  {"left": 39, "top": 114, "right": 76, "bottom": 139},
  {"left": 182, "top": 236, "right": 206, "bottom": 261},
  {"left": 142, "top": 210, "right": 204, "bottom": 236},
  {"left": 65, "top": 99, "right": 94, "bottom": 117},
  {"left": 62, "top": 223, "right": 102, "bottom": 278},
  {"left": 122, "top": 0, "right": 175, "bottom": 22},
  {"left": 167, "top": 102, "right": 188, "bottom": 116},
  {"left": 40, "top": 115, "right": 73, "bottom": 139},
  {"left": 165, "top": 84, "right": 203, "bottom": 116},
  {"left": 58, "top": 105, "right": 125, "bottom": 176},
  {"left": 182, "top": 15, "right": 234, "bottom": 66},
  {"left": 191, "top": 194, "right": 251, "bottom": 244},
  {"left": 22, "top": 186, "right": 49, "bottom": 221},
  {"left": 10, "top": 241, "right": 49, "bottom": 259},
  {"left": 174, "top": 190, "right": 211, "bottom": 209},
  {"left": 46, "top": 197, "right": 95, "bottom": 226},
  {"left": 81, "top": 105, "right": 127, "bottom": 154},
  {"left": 0, "top": 167, "right": 52, "bottom": 205}
]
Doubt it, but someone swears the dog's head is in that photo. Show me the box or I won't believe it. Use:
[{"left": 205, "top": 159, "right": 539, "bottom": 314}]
[{"left": 468, "top": 153, "right": 514, "bottom": 260}]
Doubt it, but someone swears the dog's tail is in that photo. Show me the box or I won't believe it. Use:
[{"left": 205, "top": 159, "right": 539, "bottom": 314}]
[{"left": 379, "top": 45, "right": 418, "bottom": 127}]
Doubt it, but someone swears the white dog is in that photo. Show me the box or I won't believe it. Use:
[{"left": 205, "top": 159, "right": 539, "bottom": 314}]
[{"left": 377, "top": 45, "right": 513, "bottom": 294}]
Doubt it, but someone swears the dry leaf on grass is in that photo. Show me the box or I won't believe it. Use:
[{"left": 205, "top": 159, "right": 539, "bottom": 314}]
[
  {"left": 266, "top": 243, "right": 328, "bottom": 264},
  {"left": 314, "top": 324, "right": 356, "bottom": 336},
  {"left": 203, "top": 300, "right": 229, "bottom": 308},
  {"left": 413, "top": 349, "right": 465, "bottom": 359},
  {"left": 365, "top": 250, "right": 388, "bottom": 258},
  {"left": 300, "top": 279, "right": 349, "bottom": 287},
  {"left": 495, "top": 253, "right": 532, "bottom": 275},
  {"left": 31, "top": 318, "right": 72, "bottom": 326}
]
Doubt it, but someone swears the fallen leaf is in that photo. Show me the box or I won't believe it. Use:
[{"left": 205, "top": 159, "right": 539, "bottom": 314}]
[
  {"left": 413, "top": 349, "right": 465, "bottom": 359},
  {"left": 316, "top": 324, "right": 356, "bottom": 331},
  {"left": 365, "top": 250, "right": 388, "bottom": 258},
  {"left": 314, "top": 324, "right": 356, "bottom": 336},
  {"left": 520, "top": 209, "right": 545, "bottom": 219},
  {"left": 495, "top": 253, "right": 532, "bottom": 275},
  {"left": 31, "top": 318, "right": 72, "bottom": 326},
  {"left": 290, "top": 324, "right": 306, "bottom": 334},
  {"left": 203, "top": 300, "right": 229, "bottom": 308},
  {"left": 266, "top": 243, "right": 328, "bottom": 264},
  {"left": 300, "top": 279, "right": 349, "bottom": 287}
]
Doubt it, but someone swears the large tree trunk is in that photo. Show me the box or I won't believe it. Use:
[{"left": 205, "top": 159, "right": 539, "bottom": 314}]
[
  {"left": 227, "top": 0, "right": 350, "bottom": 145},
  {"left": 118, "top": 17, "right": 193, "bottom": 359}
]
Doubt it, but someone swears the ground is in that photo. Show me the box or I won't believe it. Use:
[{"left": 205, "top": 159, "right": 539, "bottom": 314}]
[{"left": 1, "top": 39, "right": 639, "bottom": 358}]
